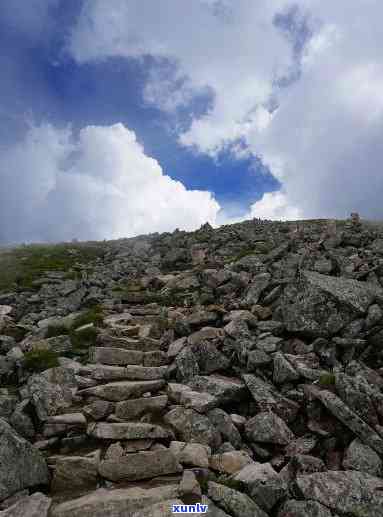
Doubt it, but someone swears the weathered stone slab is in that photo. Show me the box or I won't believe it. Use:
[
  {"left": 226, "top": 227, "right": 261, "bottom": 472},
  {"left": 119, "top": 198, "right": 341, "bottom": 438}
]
[
  {"left": 115, "top": 396, "right": 168, "bottom": 420},
  {"left": 50, "top": 485, "right": 179, "bottom": 517},
  {"left": 99, "top": 449, "right": 182, "bottom": 481},
  {"left": 87, "top": 422, "right": 172, "bottom": 440},
  {"left": 79, "top": 380, "right": 165, "bottom": 401}
]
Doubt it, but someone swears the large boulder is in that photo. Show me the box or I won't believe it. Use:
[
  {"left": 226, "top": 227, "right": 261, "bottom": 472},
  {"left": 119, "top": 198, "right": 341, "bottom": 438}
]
[
  {"left": 0, "top": 419, "right": 49, "bottom": 502},
  {"left": 281, "top": 271, "right": 383, "bottom": 337},
  {"left": 0, "top": 493, "right": 51, "bottom": 517},
  {"left": 164, "top": 407, "right": 222, "bottom": 449},
  {"left": 296, "top": 470, "right": 383, "bottom": 517},
  {"left": 26, "top": 367, "right": 76, "bottom": 421}
]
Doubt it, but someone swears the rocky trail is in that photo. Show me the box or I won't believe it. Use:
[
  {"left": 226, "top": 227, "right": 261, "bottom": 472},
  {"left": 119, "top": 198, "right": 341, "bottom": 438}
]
[{"left": 2, "top": 215, "right": 383, "bottom": 515}]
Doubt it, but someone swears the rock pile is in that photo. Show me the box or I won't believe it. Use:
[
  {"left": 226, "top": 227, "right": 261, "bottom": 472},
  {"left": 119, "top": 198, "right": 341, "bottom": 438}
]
[{"left": 1, "top": 215, "right": 383, "bottom": 515}]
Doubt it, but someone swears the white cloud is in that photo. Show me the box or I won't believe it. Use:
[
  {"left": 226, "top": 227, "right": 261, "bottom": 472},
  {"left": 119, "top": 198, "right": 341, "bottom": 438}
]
[
  {"left": 0, "top": 123, "right": 220, "bottom": 243},
  {"left": 68, "top": 0, "right": 383, "bottom": 221},
  {"left": 248, "top": 191, "right": 302, "bottom": 220}
]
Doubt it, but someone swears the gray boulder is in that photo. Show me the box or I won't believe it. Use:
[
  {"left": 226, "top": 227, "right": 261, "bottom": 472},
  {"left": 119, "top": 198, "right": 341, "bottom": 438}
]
[
  {"left": 296, "top": 470, "right": 383, "bottom": 517},
  {"left": 0, "top": 493, "right": 51, "bottom": 517},
  {"left": 0, "top": 419, "right": 49, "bottom": 502}
]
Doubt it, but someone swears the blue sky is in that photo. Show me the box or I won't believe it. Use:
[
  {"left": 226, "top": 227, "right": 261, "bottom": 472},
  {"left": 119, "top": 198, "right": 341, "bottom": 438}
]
[
  {"left": 1, "top": 1, "right": 383, "bottom": 243},
  {"left": 0, "top": 0, "right": 279, "bottom": 229}
]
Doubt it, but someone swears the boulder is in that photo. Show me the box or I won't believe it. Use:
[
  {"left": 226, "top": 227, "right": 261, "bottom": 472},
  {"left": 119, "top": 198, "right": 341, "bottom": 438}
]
[
  {"left": 164, "top": 407, "right": 222, "bottom": 449},
  {"left": 0, "top": 493, "right": 51, "bottom": 517},
  {"left": 51, "top": 456, "right": 98, "bottom": 493},
  {"left": 207, "top": 482, "right": 268, "bottom": 517},
  {"left": 0, "top": 419, "right": 49, "bottom": 501},
  {"left": 296, "top": 470, "right": 383, "bottom": 517},
  {"left": 343, "top": 439, "right": 382, "bottom": 476},
  {"left": 245, "top": 411, "right": 295, "bottom": 445}
]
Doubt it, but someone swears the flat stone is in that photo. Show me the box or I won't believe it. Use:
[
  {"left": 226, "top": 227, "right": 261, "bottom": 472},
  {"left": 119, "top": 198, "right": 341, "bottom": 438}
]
[
  {"left": 0, "top": 493, "right": 51, "bottom": 517},
  {"left": 99, "top": 449, "right": 182, "bottom": 481},
  {"left": 124, "top": 365, "right": 168, "bottom": 380},
  {"left": 79, "top": 380, "right": 165, "bottom": 401},
  {"left": 277, "top": 499, "right": 332, "bottom": 517},
  {"left": 131, "top": 499, "right": 184, "bottom": 517},
  {"left": 296, "top": 470, "right": 383, "bottom": 517},
  {"left": 44, "top": 413, "right": 87, "bottom": 437},
  {"left": 90, "top": 365, "right": 129, "bottom": 381},
  {"left": 90, "top": 347, "right": 143, "bottom": 366},
  {"left": 51, "top": 456, "right": 97, "bottom": 493},
  {"left": 50, "top": 485, "right": 179, "bottom": 517},
  {"left": 87, "top": 422, "right": 172, "bottom": 440},
  {"left": 115, "top": 396, "right": 168, "bottom": 420}
]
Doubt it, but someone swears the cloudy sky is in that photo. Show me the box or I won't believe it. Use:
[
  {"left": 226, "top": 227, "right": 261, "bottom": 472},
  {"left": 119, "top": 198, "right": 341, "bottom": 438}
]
[{"left": 0, "top": 0, "right": 382, "bottom": 243}]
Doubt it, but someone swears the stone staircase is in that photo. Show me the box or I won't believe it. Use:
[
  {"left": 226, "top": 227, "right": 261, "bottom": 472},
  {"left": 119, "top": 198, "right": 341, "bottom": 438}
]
[{"left": 39, "top": 312, "right": 202, "bottom": 517}]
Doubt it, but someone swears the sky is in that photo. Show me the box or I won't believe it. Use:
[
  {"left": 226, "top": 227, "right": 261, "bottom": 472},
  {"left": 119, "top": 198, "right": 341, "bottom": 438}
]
[{"left": 1, "top": 0, "right": 383, "bottom": 243}]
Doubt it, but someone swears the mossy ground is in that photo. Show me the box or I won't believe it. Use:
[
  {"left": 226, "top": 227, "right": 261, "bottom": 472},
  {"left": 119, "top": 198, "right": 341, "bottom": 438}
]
[
  {"left": 0, "top": 242, "right": 106, "bottom": 292},
  {"left": 23, "top": 349, "right": 60, "bottom": 372}
]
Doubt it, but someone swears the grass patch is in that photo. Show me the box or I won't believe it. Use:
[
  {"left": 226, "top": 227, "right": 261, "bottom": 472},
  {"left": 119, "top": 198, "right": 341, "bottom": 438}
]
[
  {"left": 46, "top": 324, "right": 69, "bottom": 338},
  {"left": 216, "top": 475, "right": 246, "bottom": 492},
  {"left": 0, "top": 241, "right": 106, "bottom": 292},
  {"left": 70, "top": 325, "right": 98, "bottom": 353},
  {"left": 23, "top": 349, "right": 59, "bottom": 372},
  {"left": 319, "top": 372, "right": 336, "bottom": 385},
  {"left": 71, "top": 305, "right": 105, "bottom": 329}
]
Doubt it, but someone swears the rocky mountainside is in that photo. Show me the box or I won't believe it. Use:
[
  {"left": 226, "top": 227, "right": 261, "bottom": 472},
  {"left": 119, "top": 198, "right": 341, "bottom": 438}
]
[{"left": 2, "top": 214, "right": 383, "bottom": 516}]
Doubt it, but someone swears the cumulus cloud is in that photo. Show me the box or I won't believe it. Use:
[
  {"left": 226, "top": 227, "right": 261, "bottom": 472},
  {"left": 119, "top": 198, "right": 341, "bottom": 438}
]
[
  {"left": 69, "top": 0, "right": 383, "bottom": 220},
  {"left": 248, "top": 192, "right": 302, "bottom": 220},
  {"left": 0, "top": 123, "right": 220, "bottom": 243}
]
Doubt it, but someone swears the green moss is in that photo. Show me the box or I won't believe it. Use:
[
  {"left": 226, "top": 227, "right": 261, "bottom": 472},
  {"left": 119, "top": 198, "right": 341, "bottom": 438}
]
[
  {"left": 216, "top": 475, "right": 246, "bottom": 492},
  {"left": 45, "top": 324, "right": 69, "bottom": 338},
  {"left": 71, "top": 305, "right": 105, "bottom": 329},
  {"left": 319, "top": 372, "right": 336, "bottom": 385},
  {"left": 70, "top": 325, "right": 98, "bottom": 352},
  {"left": 195, "top": 471, "right": 217, "bottom": 494},
  {"left": 0, "top": 242, "right": 106, "bottom": 293},
  {"left": 24, "top": 349, "right": 59, "bottom": 372}
]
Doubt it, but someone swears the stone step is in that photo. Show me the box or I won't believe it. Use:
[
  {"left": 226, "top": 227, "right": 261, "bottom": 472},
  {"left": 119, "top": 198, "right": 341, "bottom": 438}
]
[
  {"left": 90, "top": 347, "right": 143, "bottom": 366},
  {"left": 84, "top": 364, "right": 168, "bottom": 382},
  {"left": 98, "top": 449, "right": 182, "bottom": 482},
  {"left": 50, "top": 484, "right": 180, "bottom": 517},
  {"left": 78, "top": 380, "right": 166, "bottom": 402},
  {"left": 87, "top": 422, "right": 173, "bottom": 440},
  {"left": 96, "top": 333, "right": 162, "bottom": 352},
  {"left": 115, "top": 395, "right": 168, "bottom": 420},
  {"left": 43, "top": 413, "right": 87, "bottom": 438}
]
